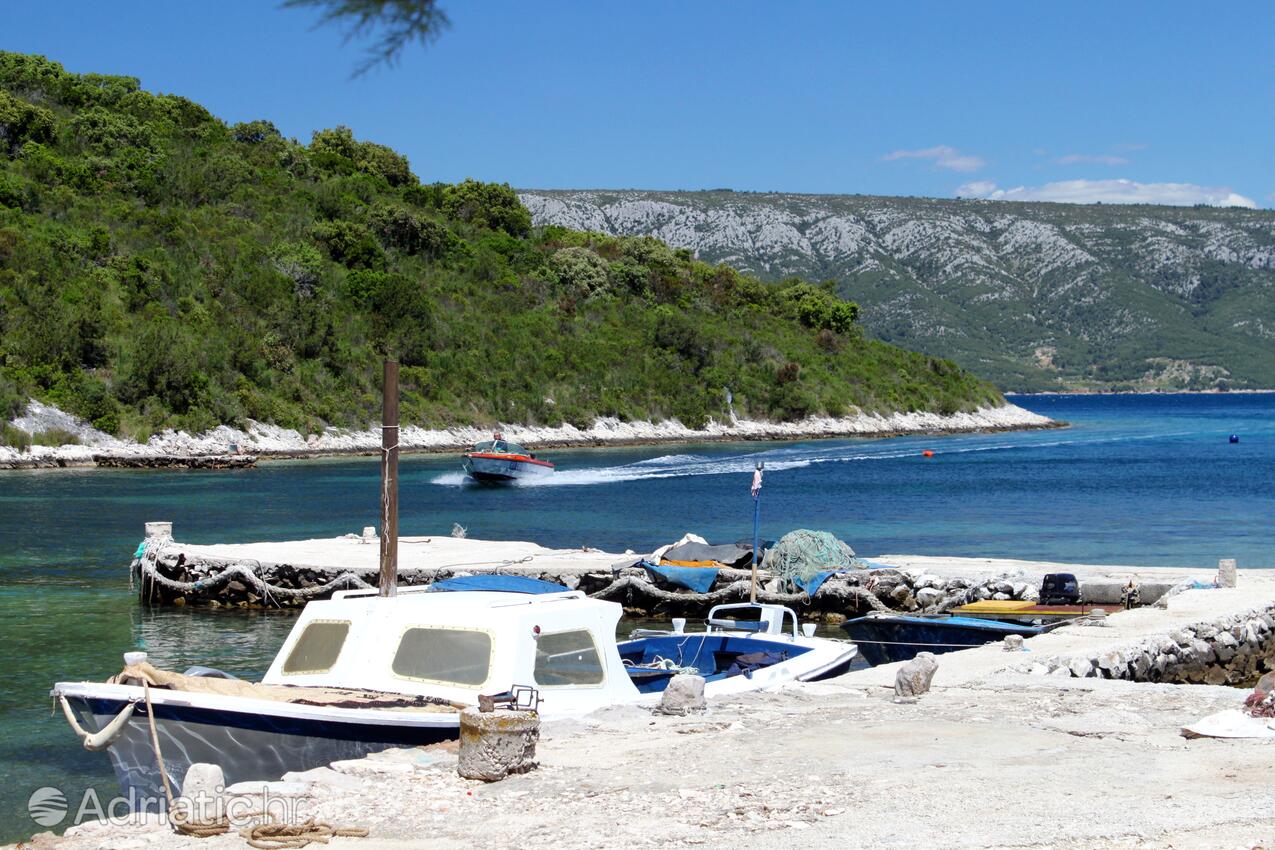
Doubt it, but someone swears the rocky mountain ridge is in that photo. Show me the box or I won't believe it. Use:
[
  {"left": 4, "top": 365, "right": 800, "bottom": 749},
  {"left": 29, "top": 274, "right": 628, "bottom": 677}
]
[{"left": 521, "top": 190, "right": 1275, "bottom": 390}]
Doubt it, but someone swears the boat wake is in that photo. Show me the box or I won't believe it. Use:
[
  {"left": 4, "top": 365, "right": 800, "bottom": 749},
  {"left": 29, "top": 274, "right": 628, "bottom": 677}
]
[{"left": 428, "top": 428, "right": 1185, "bottom": 489}]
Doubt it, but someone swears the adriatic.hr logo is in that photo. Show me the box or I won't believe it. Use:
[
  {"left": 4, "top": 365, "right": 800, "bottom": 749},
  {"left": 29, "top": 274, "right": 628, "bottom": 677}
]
[{"left": 27, "top": 787, "right": 68, "bottom": 827}]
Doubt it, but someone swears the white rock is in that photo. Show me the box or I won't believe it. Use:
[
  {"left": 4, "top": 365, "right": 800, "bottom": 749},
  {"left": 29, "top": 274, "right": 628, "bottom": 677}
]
[
  {"left": 280, "top": 766, "right": 368, "bottom": 791},
  {"left": 657, "top": 674, "right": 707, "bottom": 715},
  {"left": 223, "top": 780, "right": 312, "bottom": 797},
  {"left": 330, "top": 758, "right": 416, "bottom": 777},
  {"left": 895, "top": 652, "right": 938, "bottom": 698},
  {"left": 1068, "top": 657, "right": 1095, "bottom": 678},
  {"left": 915, "top": 587, "right": 943, "bottom": 607},
  {"left": 97, "top": 839, "right": 146, "bottom": 850},
  {"left": 179, "top": 762, "right": 224, "bottom": 798}
]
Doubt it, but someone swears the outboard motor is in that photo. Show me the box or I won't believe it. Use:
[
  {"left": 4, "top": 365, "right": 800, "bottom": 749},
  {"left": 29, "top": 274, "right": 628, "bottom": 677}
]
[{"left": 1040, "top": 573, "right": 1080, "bottom": 605}]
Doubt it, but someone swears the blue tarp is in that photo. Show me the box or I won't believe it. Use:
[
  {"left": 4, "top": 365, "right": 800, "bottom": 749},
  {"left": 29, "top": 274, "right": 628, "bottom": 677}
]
[
  {"left": 642, "top": 561, "right": 719, "bottom": 594},
  {"left": 793, "top": 570, "right": 838, "bottom": 595},
  {"left": 859, "top": 560, "right": 901, "bottom": 571},
  {"left": 793, "top": 561, "right": 902, "bottom": 595},
  {"left": 429, "top": 575, "right": 567, "bottom": 594}
]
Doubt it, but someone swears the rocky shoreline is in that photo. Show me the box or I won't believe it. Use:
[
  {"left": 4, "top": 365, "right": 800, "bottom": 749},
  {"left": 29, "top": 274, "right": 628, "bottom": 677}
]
[{"left": 0, "top": 401, "right": 1057, "bottom": 471}]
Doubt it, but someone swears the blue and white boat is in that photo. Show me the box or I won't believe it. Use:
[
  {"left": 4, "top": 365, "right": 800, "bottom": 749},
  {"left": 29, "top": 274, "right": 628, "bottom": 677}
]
[
  {"left": 54, "top": 583, "right": 855, "bottom": 804},
  {"left": 841, "top": 612, "right": 1050, "bottom": 666}
]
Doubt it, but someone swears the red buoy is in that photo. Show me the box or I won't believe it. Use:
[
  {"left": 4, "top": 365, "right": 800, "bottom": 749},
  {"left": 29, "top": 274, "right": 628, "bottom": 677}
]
[{"left": 922, "top": 450, "right": 934, "bottom": 458}]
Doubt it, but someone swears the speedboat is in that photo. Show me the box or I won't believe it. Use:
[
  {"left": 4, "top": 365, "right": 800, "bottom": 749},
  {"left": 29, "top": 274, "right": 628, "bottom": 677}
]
[
  {"left": 53, "top": 580, "right": 856, "bottom": 804},
  {"left": 462, "top": 433, "right": 553, "bottom": 482}
]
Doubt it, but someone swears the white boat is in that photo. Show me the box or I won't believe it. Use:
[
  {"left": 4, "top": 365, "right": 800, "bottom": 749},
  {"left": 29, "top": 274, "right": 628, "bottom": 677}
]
[{"left": 53, "top": 582, "right": 856, "bottom": 804}]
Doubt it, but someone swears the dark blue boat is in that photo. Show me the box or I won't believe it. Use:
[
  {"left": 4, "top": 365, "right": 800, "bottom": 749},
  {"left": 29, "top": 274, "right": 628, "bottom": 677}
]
[{"left": 841, "top": 613, "right": 1048, "bottom": 666}]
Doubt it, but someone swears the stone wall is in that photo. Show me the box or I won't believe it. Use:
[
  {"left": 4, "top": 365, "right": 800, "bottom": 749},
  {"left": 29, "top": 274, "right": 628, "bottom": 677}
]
[{"left": 1029, "top": 607, "right": 1275, "bottom": 686}]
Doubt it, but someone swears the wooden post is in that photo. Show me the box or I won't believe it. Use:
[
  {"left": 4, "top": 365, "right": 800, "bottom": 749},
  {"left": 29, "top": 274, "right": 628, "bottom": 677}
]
[
  {"left": 750, "top": 462, "right": 763, "bottom": 604},
  {"left": 379, "top": 360, "right": 400, "bottom": 597}
]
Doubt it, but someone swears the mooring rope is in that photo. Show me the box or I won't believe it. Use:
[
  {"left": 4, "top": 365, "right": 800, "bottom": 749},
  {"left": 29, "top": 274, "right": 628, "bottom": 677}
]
[
  {"left": 133, "top": 538, "right": 550, "bottom": 605},
  {"left": 242, "top": 818, "right": 369, "bottom": 849},
  {"left": 134, "top": 538, "right": 374, "bottom": 604}
]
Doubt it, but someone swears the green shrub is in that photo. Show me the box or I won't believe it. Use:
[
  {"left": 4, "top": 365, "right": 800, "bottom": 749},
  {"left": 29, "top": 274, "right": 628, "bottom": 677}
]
[
  {"left": 312, "top": 220, "right": 384, "bottom": 270},
  {"left": 442, "top": 179, "right": 531, "bottom": 237},
  {"left": 31, "top": 427, "right": 79, "bottom": 446},
  {"left": 0, "top": 90, "right": 55, "bottom": 156},
  {"left": 0, "top": 374, "right": 24, "bottom": 420},
  {"left": 550, "top": 246, "right": 610, "bottom": 298},
  {"left": 1, "top": 422, "right": 31, "bottom": 450},
  {"left": 369, "top": 204, "right": 453, "bottom": 257},
  {"left": 310, "top": 126, "right": 413, "bottom": 187}
]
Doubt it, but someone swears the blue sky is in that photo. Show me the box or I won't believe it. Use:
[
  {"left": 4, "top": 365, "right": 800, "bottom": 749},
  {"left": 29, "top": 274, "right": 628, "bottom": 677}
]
[{"left": 4, "top": 1, "right": 1272, "bottom": 207}]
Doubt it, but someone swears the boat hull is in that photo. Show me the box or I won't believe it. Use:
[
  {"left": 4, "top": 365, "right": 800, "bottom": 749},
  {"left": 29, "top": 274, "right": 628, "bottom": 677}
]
[
  {"left": 57, "top": 686, "right": 458, "bottom": 806},
  {"left": 462, "top": 454, "right": 554, "bottom": 482},
  {"left": 842, "top": 614, "right": 1045, "bottom": 666},
  {"left": 617, "top": 632, "right": 858, "bottom": 695}
]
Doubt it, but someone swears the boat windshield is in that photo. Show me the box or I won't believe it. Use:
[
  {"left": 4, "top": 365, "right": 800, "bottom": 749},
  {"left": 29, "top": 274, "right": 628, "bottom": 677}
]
[{"left": 472, "top": 440, "right": 528, "bottom": 455}]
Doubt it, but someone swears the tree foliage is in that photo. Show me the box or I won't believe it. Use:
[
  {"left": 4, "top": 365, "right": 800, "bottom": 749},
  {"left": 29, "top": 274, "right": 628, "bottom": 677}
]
[{"left": 282, "top": 0, "right": 451, "bottom": 76}]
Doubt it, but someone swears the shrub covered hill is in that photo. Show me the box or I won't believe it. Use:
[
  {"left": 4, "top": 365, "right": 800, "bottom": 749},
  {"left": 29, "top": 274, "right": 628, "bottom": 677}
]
[{"left": 0, "top": 52, "right": 1001, "bottom": 443}]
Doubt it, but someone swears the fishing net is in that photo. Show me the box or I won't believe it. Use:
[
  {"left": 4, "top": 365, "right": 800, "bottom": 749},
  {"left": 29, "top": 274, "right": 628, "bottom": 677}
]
[{"left": 761, "top": 529, "right": 859, "bottom": 585}]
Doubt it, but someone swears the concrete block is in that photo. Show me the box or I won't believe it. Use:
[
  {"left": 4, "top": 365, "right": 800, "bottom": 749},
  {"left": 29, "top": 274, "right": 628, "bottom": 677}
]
[
  {"left": 1217, "top": 559, "right": 1237, "bottom": 588},
  {"left": 458, "top": 708, "right": 539, "bottom": 781}
]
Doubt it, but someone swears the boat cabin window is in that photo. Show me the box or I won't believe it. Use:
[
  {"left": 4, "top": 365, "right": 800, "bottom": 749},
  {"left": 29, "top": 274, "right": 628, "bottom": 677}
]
[
  {"left": 281, "top": 620, "right": 350, "bottom": 675},
  {"left": 392, "top": 627, "right": 492, "bottom": 687},
  {"left": 533, "top": 629, "right": 604, "bottom": 686},
  {"left": 473, "top": 439, "right": 526, "bottom": 455}
]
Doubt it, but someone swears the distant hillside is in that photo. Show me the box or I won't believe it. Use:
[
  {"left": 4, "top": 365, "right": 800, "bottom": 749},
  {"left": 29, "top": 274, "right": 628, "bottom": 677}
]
[
  {"left": 0, "top": 52, "right": 1003, "bottom": 446},
  {"left": 521, "top": 190, "right": 1275, "bottom": 391}
]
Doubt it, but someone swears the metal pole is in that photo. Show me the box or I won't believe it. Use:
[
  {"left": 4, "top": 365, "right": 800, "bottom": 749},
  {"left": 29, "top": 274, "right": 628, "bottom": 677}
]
[
  {"left": 379, "top": 360, "right": 399, "bottom": 597},
  {"left": 750, "top": 461, "right": 763, "bottom": 604}
]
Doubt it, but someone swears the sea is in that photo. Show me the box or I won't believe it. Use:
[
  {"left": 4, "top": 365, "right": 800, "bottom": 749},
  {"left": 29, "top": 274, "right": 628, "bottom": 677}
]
[{"left": 0, "top": 392, "right": 1271, "bottom": 840}]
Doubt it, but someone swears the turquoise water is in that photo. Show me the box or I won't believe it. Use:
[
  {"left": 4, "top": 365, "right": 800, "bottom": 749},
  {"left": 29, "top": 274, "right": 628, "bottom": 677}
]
[{"left": 0, "top": 393, "right": 1272, "bottom": 840}]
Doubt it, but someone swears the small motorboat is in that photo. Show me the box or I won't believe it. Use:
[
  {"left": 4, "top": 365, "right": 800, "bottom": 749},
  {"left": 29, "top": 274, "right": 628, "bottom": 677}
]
[
  {"left": 53, "top": 581, "right": 856, "bottom": 804},
  {"left": 620, "top": 602, "right": 860, "bottom": 693},
  {"left": 841, "top": 612, "right": 1051, "bottom": 666},
  {"left": 462, "top": 433, "right": 553, "bottom": 482}
]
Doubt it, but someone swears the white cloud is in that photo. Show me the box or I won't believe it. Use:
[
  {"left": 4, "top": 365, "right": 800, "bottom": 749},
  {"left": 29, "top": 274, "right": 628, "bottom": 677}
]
[
  {"left": 1054, "top": 153, "right": 1129, "bottom": 166},
  {"left": 883, "top": 145, "right": 984, "bottom": 172},
  {"left": 954, "top": 178, "right": 1256, "bottom": 209},
  {"left": 954, "top": 180, "right": 998, "bottom": 197}
]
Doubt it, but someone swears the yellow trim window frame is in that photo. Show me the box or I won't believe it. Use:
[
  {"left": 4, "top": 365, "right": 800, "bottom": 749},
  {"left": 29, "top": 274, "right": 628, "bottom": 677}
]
[
  {"left": 281, "top": 619, "right": 351, "bottom": 675},
  {"left": 532, "top": 628, "right": 606, "bottom": 688},
  {"left": 390, "top": 625, "right": 495, "bottom": 689}
]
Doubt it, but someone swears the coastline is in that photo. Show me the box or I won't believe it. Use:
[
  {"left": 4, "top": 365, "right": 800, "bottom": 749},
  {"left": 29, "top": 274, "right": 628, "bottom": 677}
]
[
  {"left": 0, "top": 401, "right": 1058, "bottom": 470},
  {"left": 1006, "top": 388, "right": 1275, "bottom": 396}
]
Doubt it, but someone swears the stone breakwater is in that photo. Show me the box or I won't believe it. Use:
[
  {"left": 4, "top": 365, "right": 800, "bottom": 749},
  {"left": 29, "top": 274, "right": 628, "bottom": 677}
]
[
  {"left": 137, "top": 532, "right": 1132, "bottom": 621},
  {"left": 1, "top": 399, "right": 1056, "bottom": 469},
  {"left": 138, "top": 538, "right": 1039, "bottom": 617},
  {"left": 1028, "top": 605, "right": 1275, "bottom": 686}
]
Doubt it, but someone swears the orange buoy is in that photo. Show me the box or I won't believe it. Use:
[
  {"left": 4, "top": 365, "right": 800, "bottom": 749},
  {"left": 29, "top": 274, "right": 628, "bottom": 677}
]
[{"left": 922, "top": 450, "right": 934, "bottom": 458}]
